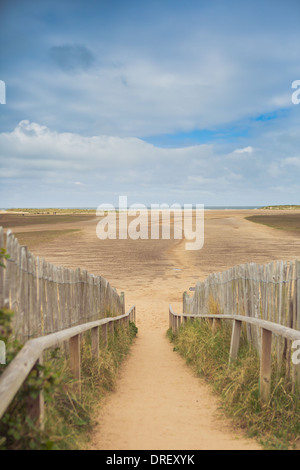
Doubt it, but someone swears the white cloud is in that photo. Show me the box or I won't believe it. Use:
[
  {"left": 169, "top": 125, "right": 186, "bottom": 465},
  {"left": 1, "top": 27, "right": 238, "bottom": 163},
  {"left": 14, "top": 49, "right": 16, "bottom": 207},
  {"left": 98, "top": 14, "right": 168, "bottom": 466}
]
[
  {"left": 233, "top": 146, "right": 254, "bottom": 155},
  {"left": 0, "top": 121, "right": 215, "bottom": 181},
  {"left": 1, "top": 119, "right": 299, "bottom": 207}
]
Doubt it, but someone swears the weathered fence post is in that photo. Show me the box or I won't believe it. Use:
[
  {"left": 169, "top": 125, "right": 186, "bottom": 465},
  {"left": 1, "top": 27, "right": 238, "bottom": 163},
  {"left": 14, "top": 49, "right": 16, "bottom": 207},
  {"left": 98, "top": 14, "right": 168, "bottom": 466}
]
[
  {"left": 27, "top": 356, "right": 45, "bottom": 430},
  {"left": 172, "top": 313, "right": 175, "bottom": 334},
  {"left": 120, "top": 292, "right": 125, "bottom": 315},
  {"left": 101, "top": 323, "right": 108, "bottom": 347},
  {"left": 173, "top": 315, "right": 177, "bottom": 334},
  {"left": 69, "top": 334, "right": 81, "bottom": 397},
  {"left": 91, "top": 326, "right": 99, "bottom": 359},
  {"left": 260, "top": 328, "right": 272, "bottom": 402},
  {"left": 183, "top": 291, "right": 188, "bottom": 313},
  {"left": 212, "top": 318, "right": 221, "bottom": 334},
  {"left": 229, "top": 319, "right": 242, "bottom": 365},
  {"left": 109, "top": 321, "right": 114, "bottom": 338},
  {"left": 130, "top": 307, "right": 135, "bottom": 323}
]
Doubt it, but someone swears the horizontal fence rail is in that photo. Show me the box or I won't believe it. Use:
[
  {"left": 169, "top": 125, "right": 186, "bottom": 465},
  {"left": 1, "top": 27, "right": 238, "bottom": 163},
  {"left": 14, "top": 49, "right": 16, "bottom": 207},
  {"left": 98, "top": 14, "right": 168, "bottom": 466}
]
[
  {"left": 169, "top": 305, "right": 300, "bottom": 402},
  {"left": 183, "top": 259, "right": 300, "bottom": 377},
  {"left": 0, "top": 305, "right": 136, "bottom": 425},
  {"left": 0, "top": 227, "right": 125, "bottom": 343}
]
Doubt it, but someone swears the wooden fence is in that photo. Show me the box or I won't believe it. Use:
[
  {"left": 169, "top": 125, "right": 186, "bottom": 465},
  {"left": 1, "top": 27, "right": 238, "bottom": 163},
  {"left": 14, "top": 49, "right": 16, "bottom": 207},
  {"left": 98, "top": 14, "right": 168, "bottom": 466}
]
[
  {"left": 183, "top": 260, "right": 300, "bottom": 368},
  {"left": 0, "top": 305, "right": 136, "bottom": 425},
  {"left": 0, "top": 227, "right": 125, "bottom": 343},
  {"left": 169, "top": 306, "right": 300, "bottom": 402}
]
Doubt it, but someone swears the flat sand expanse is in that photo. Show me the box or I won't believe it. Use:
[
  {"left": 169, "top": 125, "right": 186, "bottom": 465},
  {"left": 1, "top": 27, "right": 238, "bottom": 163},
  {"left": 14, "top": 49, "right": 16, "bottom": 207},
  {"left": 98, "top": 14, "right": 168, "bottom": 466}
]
[{"left": 5, "top": 209, "right": 300, "bottom": 450}]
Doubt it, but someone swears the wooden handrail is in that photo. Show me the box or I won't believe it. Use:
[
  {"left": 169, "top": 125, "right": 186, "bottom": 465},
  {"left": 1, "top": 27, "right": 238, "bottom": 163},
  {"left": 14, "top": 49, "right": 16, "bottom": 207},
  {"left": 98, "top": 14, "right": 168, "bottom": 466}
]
[
  {"left": 0, "top": 305, "right": 136, "bottom": 423},
  {"left": 169, "top": 305, "right": 300, "bottom": 402}
]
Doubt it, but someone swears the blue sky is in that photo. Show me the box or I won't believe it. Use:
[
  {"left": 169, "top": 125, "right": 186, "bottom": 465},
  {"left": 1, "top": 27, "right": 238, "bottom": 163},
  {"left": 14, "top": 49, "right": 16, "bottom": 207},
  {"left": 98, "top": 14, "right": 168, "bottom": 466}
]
[{"left": 0, "top": 0, "right": 300, "bottom": 207}]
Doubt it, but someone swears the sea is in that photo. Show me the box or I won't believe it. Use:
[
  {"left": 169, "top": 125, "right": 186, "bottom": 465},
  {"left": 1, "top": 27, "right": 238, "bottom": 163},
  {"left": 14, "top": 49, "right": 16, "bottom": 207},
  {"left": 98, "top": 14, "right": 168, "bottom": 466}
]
[{"left": 0, "top": 206, "right": 262, "bottom": 211}]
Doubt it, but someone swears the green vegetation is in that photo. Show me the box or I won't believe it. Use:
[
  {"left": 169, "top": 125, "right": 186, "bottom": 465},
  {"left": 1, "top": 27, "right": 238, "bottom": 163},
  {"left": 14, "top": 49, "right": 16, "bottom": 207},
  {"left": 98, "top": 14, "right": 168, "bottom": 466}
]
[
  {"left": 260, "top": 205, "right": 300, "bottom": 210},
  {"left": 0, "top": 213, "right": 95, "bottom": 229},
  {"left": 246, "top": 214, "right": 300, "bottom": 235},
  {"left": 6, "top": 208, "right": 96, "bottom": 214},
  {"left": 0, "top": 247, "right": 10, "bottom": 268},
  {"left": 168, "top": 320, "right": 300, "bottom": 450},
  {"left": 0, "top": 308, "right": 138, "bottom": 450},
  {"left": 15, "top": 229, "right": 81, "bottom": 249}
]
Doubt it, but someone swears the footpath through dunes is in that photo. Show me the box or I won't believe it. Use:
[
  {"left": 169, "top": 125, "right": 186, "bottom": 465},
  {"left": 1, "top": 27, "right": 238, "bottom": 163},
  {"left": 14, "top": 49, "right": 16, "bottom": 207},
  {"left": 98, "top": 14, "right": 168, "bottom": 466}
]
[
  {"left": 89, "top": 294, "right": 261, "bottom": 450},
  {"left": 7, "top": 209, "right": 300, "bottom": 450}
]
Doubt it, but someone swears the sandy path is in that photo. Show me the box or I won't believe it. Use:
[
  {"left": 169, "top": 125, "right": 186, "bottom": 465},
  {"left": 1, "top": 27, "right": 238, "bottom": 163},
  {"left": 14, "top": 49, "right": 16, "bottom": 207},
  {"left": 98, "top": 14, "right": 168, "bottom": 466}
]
[
  {"left": 89, "top": 329, "right": 258, "bottom": 450},
  {"left": 9, "top": 209, "right": 300, "bottom": 450},
  {"left": 89, "top": 305, "right": 260, "bottom": 450}
]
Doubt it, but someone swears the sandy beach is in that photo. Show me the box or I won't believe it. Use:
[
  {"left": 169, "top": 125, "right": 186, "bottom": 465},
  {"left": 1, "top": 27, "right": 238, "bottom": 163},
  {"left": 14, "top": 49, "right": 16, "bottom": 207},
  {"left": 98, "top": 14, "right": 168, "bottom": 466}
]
[{"left": 2, "top": 209, "right": 300, "bottom": 450}]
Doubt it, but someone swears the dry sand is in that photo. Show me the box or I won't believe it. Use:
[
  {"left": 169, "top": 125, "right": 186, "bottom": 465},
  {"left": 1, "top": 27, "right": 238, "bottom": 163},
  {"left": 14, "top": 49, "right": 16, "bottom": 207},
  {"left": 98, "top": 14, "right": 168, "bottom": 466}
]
[{"left": 7, "top": 209, "right": 300, "bottom": 450}]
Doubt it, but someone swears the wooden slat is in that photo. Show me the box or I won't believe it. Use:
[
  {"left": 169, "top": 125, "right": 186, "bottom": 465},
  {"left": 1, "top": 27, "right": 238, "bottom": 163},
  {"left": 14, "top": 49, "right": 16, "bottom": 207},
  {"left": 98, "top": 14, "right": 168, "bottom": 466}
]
[
  {"left": 52, "top": 266, "right": 60, "bottom": 333},
  {"left": 10, "top": 237, "right": 19, "bottom": 336},
  {"left": 260, "top": 328, "right": 272, "bottom": 402},
  {"left": 4, "top": 230, "right": 12, "bottom": 309},
  {"left": 64, "top": 268, "right": 71, "bottom": 329},
  {"left": 229, "top": 319, "right": 242, "bottom": 365},
  {"left": 0, "top": 226, "right": 4, "bottom": 308},
  {"left": 91, "top": 326, "right": 99, "bottom": 359},
  {"left": 27, "top": 253, "right": 35, "bottom": 338},
  {"left": 69, "top": 334, "right": 81, "bottom": 397},
  {"left": 58, "top": 266, "right": 66, "bottom": 330}
]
